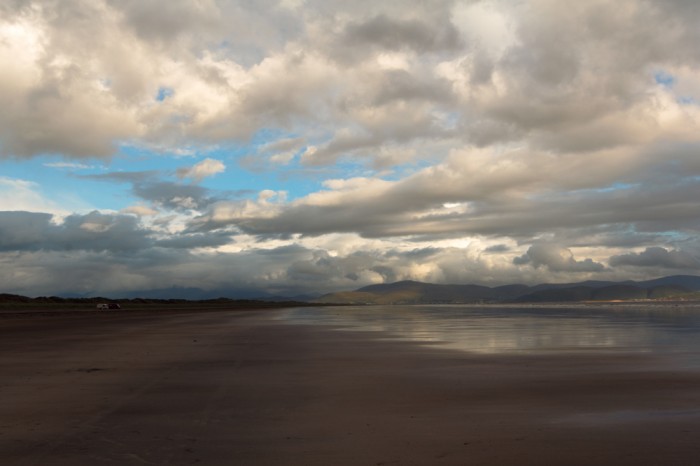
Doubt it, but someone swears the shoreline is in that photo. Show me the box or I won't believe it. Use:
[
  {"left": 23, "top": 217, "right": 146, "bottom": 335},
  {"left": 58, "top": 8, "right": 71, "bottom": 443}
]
[
  {"left": 2, "top": 309, "right": 700, "bottom": 465},
  {"left": 4, "top": 299, "right": 700, "bottom": 318}
]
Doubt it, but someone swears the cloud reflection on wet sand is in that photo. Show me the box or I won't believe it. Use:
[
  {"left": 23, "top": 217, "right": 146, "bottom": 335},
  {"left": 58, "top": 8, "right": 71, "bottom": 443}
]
[{"left": 276, "top": 305, "right": 700, "bottom": 360}]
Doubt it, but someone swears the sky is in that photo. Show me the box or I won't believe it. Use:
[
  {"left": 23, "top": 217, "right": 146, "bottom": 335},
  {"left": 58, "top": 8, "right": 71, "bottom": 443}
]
[{"left": 2, "top": 0, "right": 700, "bottom": 297}]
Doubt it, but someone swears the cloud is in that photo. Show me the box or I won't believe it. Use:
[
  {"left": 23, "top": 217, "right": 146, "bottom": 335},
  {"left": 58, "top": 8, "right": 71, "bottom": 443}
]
[
  {"left": 155, "top": 232, "right": 233, "bottom": 249},
  {"left": 3, "top": 0, "right": 700, "bottom": 295},
  {"left": 0, "top": 211, "right": 151, "bottom": 252},
  {"left": 484, "top": 244, "right": 510, "bottom": 253},
  {"left": 246, "top": 137, "right": 306, "bottom": 166},
  {"left": 44, "top": 162, "right": 96, "bottom": 170},
  {"left": 0, "top": 3, "right": 145, "bottom": 158},
  {"left": 190, "top": 142, "right": 700, "bottom": 243},
  {"left": 133, "top": 181, "right": 215, "bottom": 212},
  {"left": 108, "top": 0, "right": 222, "bottom": 44},
  {"left": 81, "top": 171, "right": 158, "bottom": 184},
  {"left": 0, "top": 211, "right": 54, "bottom": 251},
  {"left": 0, "top": 177, "right": 71, "bottom": 215},
  {"left": 0, "top": 211, "right": 690, "bottom": 298},
  {"left": 120, "top": 205, "right": 158, "bottom": 217},
  {"left": 0, "top": 209, "right": 524, "bottom": 295},
  {"left": 176, "top": 158, "right": 225, "bottom": 182},
  {"left": 609, "top": 247, "right": 700, "bottom": 270},
  {"left": 2, "top": 0, "right": 698, "bottom": 170},
  {"left": 513, "top": 243, "right": 605, "bottom": 273},
  {"left": 336, "top": 13, "right": 462, "bottom": 60}
]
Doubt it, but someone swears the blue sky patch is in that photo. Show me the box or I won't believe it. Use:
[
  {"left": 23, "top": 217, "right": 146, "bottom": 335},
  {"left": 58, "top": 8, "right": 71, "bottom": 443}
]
[
  {"left": 654, "top": 71, "right": 676, "bottom": 87},
  {"left": 156, "top": 86, "right": 175, "bottom": 102}
]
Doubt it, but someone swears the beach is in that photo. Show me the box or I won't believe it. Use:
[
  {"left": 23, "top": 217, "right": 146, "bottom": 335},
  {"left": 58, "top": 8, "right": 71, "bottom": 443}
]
[{"left": 2, "top": 308, "right": 700, "bottom": 465}]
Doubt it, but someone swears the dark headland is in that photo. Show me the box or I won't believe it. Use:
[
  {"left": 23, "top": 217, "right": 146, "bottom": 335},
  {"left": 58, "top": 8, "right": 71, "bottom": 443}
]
[{"left": 315, "top": 274, "right": 700, "bottom": 304}]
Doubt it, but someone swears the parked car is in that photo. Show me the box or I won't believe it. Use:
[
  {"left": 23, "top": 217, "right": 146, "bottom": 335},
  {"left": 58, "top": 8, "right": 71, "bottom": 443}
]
[{"left": 97, "top": 303, "right": 121, "bottom": 310}]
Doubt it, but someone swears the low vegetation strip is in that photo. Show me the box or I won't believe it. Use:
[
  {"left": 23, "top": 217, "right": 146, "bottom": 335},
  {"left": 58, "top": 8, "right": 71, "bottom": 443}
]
[{"left": 0, "top": 295, "right": 322, "bottom": 318}]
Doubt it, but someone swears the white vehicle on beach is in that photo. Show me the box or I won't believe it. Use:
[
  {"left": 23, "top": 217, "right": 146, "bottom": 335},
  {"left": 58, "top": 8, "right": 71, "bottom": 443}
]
[{"left": 97, "top": 303, "right": 121, "bottom": 310}]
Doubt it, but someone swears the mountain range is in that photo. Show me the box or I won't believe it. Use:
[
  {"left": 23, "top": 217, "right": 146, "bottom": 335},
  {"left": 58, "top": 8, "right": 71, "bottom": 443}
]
[
  {"left": 5, "top": 275, "right": 700, "bottom": 305},
  {"left": 313, "top": 275, "right": 700, "bottom": 304}
]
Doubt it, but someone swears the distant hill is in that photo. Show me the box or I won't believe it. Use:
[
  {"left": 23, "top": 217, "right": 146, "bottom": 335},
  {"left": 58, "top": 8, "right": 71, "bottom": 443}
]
[
  {"left": 314, "top": 280, "right": 517, "bottom": 304},
  {"left": 314, "top": 275, "right": 700, "bottom": 304},
  {"left": 4, "top": 275, "right": 700, "bottom": 306},
  {"left": 62, "top": 286, "right": 318, "bottom": 302},
  {"left": 513, "top": 284, "right": 690, "bottom": 303}
]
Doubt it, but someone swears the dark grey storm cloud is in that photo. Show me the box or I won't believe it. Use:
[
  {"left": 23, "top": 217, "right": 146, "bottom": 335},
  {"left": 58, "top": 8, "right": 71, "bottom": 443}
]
[
  {"left": 340, "top": 14, "right": 462, "bottom": 56},
  {"left": 133, "top": 181, "right": 216, "bottom": 211},
  {"left": 0, "top": 211, "right": 152, "bottom": 252},
  {"left": 107, "top": 0, "right": 222, "bottom": 44},
  {"left": 484, "top": 244, "right": 510, "bottom": 253},
  {"left": 362, "top": 69, "right": 458, "bottom": 111},
  {"left": 0, "top": 211, "right": 54, "bottom": 251},
  {"left": 609, "top": 247, "right": 700, "bottom": 269},
  {"left": 0, "top": 210, "right": 241, "bottom": 255},
  {"left": 154, "top": 232, "right": 234, "bottom": 250}
]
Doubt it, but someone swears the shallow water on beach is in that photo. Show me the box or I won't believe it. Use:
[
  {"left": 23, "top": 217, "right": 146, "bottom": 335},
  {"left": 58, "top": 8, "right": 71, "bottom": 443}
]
[{"left": 275, "top": 304, "right": 700, "bottom": 362}]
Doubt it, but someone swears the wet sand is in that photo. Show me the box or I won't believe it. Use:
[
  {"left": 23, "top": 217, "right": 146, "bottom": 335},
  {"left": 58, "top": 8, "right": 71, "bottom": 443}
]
[{"left": 2, "top": 309, "right": 700, "bottom": 465}]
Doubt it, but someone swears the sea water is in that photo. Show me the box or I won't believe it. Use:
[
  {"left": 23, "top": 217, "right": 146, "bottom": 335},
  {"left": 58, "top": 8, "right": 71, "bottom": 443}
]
[{"left": 275, "top": 304, "right": 700, "bottom": 362}]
